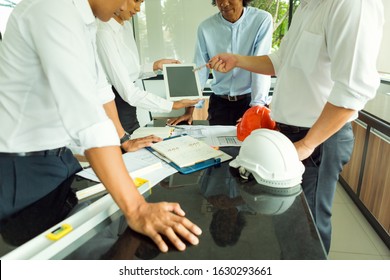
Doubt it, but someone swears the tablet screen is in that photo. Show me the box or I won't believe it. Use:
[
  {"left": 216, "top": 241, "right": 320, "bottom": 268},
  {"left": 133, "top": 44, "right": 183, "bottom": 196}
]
[{"left": 163, "top": 64, "right": 203, "bottom": 100}]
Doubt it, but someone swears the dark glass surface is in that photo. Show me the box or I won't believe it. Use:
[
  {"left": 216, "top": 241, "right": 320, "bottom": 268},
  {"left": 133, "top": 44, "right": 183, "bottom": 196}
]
[
  {"left": 0, "top": 147, "right": 326, "bottom": 259},
  {"left": 65, "top": 148, "right": 326, "bottom": 260}
]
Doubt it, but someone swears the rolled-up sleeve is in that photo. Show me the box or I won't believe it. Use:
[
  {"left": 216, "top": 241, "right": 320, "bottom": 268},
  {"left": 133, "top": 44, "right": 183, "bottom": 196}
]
[
  {"left": 78, "top": 119, "right": 119, "bottom": 149},
  {"left": 268, "top": 51, "right": 282, "bottom": 77},
  {"left": 326, "top": 0, "right": 384, "bottom": 110}
]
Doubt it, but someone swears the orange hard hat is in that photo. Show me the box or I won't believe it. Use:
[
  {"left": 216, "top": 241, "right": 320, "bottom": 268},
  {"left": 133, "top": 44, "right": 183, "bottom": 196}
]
[{"left": 237, "top": 105, "right": 276, "bottom": 141}]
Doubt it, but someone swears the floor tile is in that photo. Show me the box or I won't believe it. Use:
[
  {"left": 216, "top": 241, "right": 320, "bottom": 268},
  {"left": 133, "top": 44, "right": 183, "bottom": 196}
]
[
  {"left": 330, "top": 183, "right": 390, "bottom": 260},
  {"left": 334, "top": 183, "right": 351, "bottom": 203},
  {"left": 333, "top": 185, "right": 344, "bottom": 204},
  {"left": 345, "top": 202, "right": 390, "bottom": 256},
  {"left": 331, "top": 203, "right": 380, "bottom": 256}
]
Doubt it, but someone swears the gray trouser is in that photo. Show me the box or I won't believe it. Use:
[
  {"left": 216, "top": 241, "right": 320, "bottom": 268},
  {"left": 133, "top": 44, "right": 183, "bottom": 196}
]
[{"left": 280, "top": 123, "right": 354, "bottom": 253}]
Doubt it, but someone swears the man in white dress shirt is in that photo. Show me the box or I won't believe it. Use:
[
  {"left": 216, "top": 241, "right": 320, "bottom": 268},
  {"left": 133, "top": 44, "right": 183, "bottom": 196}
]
[
  {"left": 207, "top": 0, "right": 384, "bottom": 253},
  {"left": 0, "top": 0, "right": 201, "bottom": 253}
]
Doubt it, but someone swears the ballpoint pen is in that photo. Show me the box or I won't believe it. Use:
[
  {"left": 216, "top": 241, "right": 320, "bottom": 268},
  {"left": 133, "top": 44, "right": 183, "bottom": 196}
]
[
  {"left": 192, "top": 63, "right": 209, "bottom": 72},
  {"left": 166, "top": 124, "right": 185, "bottom": 130}
]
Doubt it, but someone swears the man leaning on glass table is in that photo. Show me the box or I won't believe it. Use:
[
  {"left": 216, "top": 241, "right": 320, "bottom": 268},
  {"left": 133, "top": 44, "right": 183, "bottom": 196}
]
[{"left": 0, "top": 0, "right": 201, "bottom": 253}]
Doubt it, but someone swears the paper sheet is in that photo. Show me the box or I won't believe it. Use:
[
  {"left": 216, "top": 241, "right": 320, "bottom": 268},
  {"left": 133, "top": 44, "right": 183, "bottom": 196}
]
[
  {"left": 171, "top": 125, "right": 242, "bottom": 147},
  {"left": 150, "top": 135, "right": 224, "bottom": 168},
  {"left": 76, "top": 149, "right": 177, "bottom": 184},
  {"left": 131, "top": 126, "right": 174, "bottom": 139}
]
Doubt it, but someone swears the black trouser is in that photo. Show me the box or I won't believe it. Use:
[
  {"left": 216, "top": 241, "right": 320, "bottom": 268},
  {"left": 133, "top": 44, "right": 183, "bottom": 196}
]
[
  {"left": 208, "top": 93, "right": 251, "bottom": 125},
  {"left": 112, "top": 86, "right": 140, "bottom": 134},
  {"left": 0, "top": 173, "right": 78, "bottom": 246},
  {"left": 0, "top": 148, "right": 81, "bottom": 230}
]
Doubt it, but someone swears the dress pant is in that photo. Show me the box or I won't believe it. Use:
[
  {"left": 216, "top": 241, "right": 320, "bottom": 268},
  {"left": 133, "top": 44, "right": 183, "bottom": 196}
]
[
  {"left": 208, "top": 93, "right": 251, "bottom": 126},
  {"left": 112, "top": 86, "right": 140, "bottom": 134},
  {"left": 0, "top": 148, "right": 81, "bottom": 229},
  {"left": 1, "top": 173, "right": 78, "bottom": 246},
  {"left": 278, "top": 123, "right": 354, "bottom": 253}
]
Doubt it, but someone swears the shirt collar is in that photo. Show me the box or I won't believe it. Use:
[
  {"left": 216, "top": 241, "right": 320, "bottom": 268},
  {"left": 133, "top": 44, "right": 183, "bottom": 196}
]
[
  {"left": 73, "top": 0, "right": 96, "bottom": 25},
  {"left": 106, "top": 18, "right": 123, "bottom": 33},
  {"left": 219, "top": 7, "right": 247, "bottom": 27}
]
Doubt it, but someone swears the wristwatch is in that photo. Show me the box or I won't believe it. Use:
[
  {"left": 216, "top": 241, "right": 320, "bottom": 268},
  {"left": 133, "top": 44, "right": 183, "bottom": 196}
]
[{"left": 120, "top": 132, "right": 131, "bottom": 145}]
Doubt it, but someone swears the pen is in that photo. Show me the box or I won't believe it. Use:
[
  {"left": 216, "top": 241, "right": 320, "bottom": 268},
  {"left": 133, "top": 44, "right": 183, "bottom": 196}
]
[
  {"left": 192, "top": 63, "right": 208, "bottom": 72},
  {"left": 166, "top": 124, "right": 185, "bottom": 130}
]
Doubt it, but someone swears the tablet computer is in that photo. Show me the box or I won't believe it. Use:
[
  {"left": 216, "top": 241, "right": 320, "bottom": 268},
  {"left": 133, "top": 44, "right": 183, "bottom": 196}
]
[{"left": 163, "top": 63, "right": 203, "bottom": 101}]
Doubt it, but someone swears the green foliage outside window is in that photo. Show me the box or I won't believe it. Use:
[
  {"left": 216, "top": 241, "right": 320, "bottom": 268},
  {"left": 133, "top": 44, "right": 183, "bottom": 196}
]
[{"left": 251, "top": 0, "right": 300, "bottom": 50}]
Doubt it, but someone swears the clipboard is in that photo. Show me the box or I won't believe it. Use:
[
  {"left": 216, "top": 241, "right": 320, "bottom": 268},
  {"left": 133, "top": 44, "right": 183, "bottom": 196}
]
[
  {"left": 170, "top": 157, "right": 221, "bottom": 174},
  {"left": 146, "top": 135, "right": 232, "bottom": 174}
]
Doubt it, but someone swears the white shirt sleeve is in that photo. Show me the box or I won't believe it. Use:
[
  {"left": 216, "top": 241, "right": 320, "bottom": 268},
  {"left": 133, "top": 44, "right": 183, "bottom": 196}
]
[
  {"left": 326, "top": 0, "right": 383, "bottom": 110},
  {"left": 96, "top": 55, "right": 115, "bottom": 104},
  {"left": 140, "top": 62, "right": 157, "bottom": 80},
  {"left": 250, "top": 12, "right": 273, "bottom": 106},
  {"left": 268, "top": 31, "right": 290, "bottom": 77},
  {"left": 96, "top": 29, "right": 173, "bottom": 113}
]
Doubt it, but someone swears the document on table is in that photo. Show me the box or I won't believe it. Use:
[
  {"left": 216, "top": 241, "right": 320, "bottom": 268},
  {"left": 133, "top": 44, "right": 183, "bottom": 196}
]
[
  {"left": 76, "top": 149, "right": 177, "bottom": 184},
  {"left": 131, "top": 126, "right": 174, "bottom": 139},
  {"left": 150, "top": 135, "right": 224, "bottom": 168},
  {"left": 171, "top": 125, "right": 242, "bottom": 147}
]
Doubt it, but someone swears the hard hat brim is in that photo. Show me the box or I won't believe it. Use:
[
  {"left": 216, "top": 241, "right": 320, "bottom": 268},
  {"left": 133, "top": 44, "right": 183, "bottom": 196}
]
[{"left": 229, "top": 158, "right": 240, "bottom": 169}]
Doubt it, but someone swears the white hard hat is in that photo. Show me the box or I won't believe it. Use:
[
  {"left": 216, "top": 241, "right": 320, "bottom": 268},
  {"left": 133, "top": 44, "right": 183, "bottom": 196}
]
[{"left": 230, "top": 129, "right": 305, "bottom": 188}]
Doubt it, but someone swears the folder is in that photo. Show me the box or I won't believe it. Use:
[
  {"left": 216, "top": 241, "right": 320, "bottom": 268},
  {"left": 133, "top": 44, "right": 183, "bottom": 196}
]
[{"left": 146, "top": 134, "right": 232, "bottom": 174}]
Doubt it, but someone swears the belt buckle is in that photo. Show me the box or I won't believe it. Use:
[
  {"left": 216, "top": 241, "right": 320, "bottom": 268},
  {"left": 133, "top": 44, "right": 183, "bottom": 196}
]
[{"left": 228, "top": 95, "right": 238, "bottom": 102}]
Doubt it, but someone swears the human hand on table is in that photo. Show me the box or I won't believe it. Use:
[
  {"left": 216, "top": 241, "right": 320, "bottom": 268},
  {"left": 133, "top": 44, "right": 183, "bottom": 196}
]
[
  {"left": 125, "top": 200, "right": 202, "bottom": 252},
  {"left": 167, "top": 113, "right": 193, "bottom": 126},
  {"left": 121, "top": 135, "right": 162, "bottom": 152}
]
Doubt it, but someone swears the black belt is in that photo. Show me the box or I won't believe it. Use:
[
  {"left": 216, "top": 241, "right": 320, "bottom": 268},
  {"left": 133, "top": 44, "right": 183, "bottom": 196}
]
[
  {"left": 216, "top": 93, "right": 250, "bottom": 101},
  {"left": 0, "top": 147, "right": 67, "bottom": 157},
  {"left": 276, "top": 123, "right": 310, "bottom": 134}
]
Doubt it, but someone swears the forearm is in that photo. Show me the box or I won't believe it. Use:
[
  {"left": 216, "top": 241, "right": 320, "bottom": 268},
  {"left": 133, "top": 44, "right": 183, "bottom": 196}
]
[
  {"left": 103, "top": 100, "right": 126, "bottom": 137},
  {"left": 303, "top": 102, "right": 355, "bottom": 149},
  {"left": 236, "top": 55, "right": 275, "bottom": 76},
  {"left": 85, "top": 146, "right": 144, "bottom": 216},
  {"left": 185, "top": 106, "right": 195, "bottom": 115}
]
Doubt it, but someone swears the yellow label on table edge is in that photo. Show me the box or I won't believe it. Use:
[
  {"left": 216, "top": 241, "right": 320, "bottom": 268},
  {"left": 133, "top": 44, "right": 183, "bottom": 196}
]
[
  {"left": 134, "top": 177, "right": 151, "bottom": 194},
  {"left": 46, "top": 224, "right": 73, "bottom": 241}
]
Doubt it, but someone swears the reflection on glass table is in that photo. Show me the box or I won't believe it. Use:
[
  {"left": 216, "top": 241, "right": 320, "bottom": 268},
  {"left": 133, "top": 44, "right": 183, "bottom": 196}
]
[
  {"left": 1, "top": 147, "right": 326, "bottom": 260},
  {"left": 65, "top": 148, "right": 326, "bottom": 260}
]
